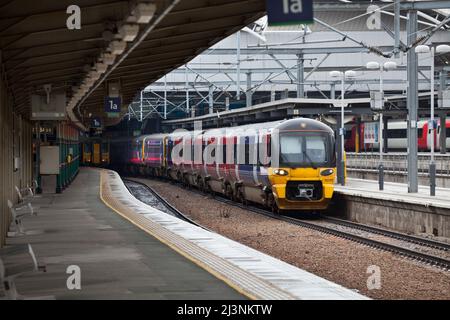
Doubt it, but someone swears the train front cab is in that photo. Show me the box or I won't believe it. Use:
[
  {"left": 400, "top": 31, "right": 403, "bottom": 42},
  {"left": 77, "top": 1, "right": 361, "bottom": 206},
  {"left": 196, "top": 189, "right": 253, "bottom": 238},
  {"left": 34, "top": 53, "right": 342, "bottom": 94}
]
[{"left": 268, "top": 119, "right": 337, "bottom": 211}]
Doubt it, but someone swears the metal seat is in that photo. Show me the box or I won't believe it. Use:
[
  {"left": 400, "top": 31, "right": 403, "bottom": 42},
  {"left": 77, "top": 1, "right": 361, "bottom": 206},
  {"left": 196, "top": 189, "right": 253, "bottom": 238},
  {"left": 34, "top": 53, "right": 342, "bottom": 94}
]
[
  {"left": 15, "top": 186, "right": 34, "bottom": 204},
  {"left": 0, "top": 244, "right": 46, "bottom": 300},
  {"left": 7, "top": 200, "right": 37, "bottom": 236}
]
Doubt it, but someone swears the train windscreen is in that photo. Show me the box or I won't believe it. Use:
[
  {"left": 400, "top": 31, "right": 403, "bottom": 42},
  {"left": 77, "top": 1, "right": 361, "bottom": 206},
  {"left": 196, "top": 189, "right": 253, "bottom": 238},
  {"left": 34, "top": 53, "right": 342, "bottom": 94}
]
[{"left": 279, "top": 133, "right": 332, "bottom": 168}]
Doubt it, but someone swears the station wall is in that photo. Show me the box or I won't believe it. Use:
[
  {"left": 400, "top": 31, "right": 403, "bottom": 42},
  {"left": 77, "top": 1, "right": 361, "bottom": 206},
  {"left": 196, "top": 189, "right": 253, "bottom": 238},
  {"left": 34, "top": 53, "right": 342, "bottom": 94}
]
[{"left": 0, "top": 66, "right": 33, "bottom": 247}]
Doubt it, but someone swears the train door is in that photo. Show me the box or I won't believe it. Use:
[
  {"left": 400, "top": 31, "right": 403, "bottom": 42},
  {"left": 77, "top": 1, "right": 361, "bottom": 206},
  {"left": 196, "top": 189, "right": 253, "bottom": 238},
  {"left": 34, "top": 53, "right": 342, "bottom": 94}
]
[
  {"left": 101, "top": 142, "right": 109, "bottom": 164},
  {"left": 93, "top": 143, "right": 101, "bottom": 165},
  {"left": 82, "top": 142, "right": 92, "bottom": 164}
]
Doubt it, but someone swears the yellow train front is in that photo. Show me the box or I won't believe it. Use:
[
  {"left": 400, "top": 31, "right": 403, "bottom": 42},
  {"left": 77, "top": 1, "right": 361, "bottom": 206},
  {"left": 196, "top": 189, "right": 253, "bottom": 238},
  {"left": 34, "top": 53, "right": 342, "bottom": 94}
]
[
  {"left": 81, "top": 139, "right": 110, "bottom": 167},
  {"left": 267, "top": 118, "right": 337, "bottom": 211}
]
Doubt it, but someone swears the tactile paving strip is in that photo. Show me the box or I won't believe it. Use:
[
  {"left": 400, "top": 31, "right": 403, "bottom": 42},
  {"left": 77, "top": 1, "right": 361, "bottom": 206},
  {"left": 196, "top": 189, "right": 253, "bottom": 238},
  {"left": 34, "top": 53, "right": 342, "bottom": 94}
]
[{"left": 100, "top": 169, "right": 368, "bottom": 300}]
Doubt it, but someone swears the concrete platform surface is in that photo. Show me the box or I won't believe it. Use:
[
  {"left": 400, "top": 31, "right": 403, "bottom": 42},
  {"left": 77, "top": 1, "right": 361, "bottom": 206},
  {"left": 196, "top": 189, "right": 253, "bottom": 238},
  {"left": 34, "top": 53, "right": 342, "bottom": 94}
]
[
  {"left": 336, "top": 178, "right": 450, "bottom": 209},
  {"left": 2, "top": 168, "right": 245, "bottom": 300}
]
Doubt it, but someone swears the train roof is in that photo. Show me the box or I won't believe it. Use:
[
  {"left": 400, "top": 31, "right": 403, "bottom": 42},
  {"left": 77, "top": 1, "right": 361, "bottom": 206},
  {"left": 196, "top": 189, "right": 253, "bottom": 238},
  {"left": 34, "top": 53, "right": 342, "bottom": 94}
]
[{"left": 276, "top": 118, "right": 334, "bottom": 134}]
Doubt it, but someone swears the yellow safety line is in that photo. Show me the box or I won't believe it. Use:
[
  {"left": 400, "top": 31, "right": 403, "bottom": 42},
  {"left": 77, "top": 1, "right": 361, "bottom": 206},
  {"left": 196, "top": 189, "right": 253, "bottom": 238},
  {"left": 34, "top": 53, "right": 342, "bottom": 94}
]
[{"left": 98, "top": 170, "right": 258, "bottom": 300}]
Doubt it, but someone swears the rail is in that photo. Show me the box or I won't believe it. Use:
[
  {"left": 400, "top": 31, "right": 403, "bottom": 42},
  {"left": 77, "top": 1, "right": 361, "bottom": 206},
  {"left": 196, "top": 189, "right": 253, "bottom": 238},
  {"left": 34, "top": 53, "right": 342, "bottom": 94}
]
[{"left": 346, "top": 152, "right": 450, "bottom": 177}]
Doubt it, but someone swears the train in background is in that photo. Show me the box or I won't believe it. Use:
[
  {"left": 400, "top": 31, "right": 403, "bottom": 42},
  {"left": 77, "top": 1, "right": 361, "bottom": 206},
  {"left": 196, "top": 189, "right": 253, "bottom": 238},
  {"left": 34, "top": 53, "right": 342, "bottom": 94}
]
[
  {"left": 110, "top": 118, "right": 338, "bottom": 212},
  {"left": 81, "top": 138, "right": 110, "bottom": 166},
  {"left": 345, "top": 119, "right": 450, "bottom": 152}
]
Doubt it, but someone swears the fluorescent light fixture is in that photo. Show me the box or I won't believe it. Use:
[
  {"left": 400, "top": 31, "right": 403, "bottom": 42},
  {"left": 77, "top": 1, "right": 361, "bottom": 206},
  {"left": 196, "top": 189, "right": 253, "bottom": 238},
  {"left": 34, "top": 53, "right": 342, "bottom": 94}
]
[
  {"left": 415, "top": 45, "right": 431, "bottom": 54},
  {"left": 135, "top": 3, "right": 156, "bottom": 24},
  {"left": 102, "top": 53, "right": 116, "bottom": 65},
  {"left": 383, "top": 61, "right": 398, "bottom": 70},
  {"left": 436, "top": 45, "right": 450, "bottom": 54},
  {"left": 96, "top": 63, "right": 108, "bottom": 73},
  {"left": 109, "top": 40, "right": 127, "bottom": 55},
  {"left": 329, "top": 70, "right": 342, "bottom": 78},
  {"left": 366, "top": 61, "right": 380, "bottom": 70},
  {"left": 119, "top": 24, "right": 139, "bottom": 42}
]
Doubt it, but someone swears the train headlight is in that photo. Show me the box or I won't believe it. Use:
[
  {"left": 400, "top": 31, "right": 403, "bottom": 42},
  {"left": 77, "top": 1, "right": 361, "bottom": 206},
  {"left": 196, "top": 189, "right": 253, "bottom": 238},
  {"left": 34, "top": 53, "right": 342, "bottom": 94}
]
[
  {"left": 320, "top": 169, "right": 334, "bottom": 176},
  {"left": 274, "top": 169, "right": 289, "bottom": 176}
]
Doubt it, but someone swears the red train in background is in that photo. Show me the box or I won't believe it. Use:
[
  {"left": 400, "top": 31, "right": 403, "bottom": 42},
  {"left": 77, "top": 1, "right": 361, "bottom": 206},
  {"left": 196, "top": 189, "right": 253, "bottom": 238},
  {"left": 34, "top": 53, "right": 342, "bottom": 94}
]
[{"left": 345, "top": 119, "right": 450, "bottom": 152}]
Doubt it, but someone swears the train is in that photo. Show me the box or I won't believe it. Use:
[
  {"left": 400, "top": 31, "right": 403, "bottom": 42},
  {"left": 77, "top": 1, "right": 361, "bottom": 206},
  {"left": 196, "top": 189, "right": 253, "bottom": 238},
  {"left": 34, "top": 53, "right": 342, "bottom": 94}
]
[
  {"left": 345, "top": 119, "right": 450, "bottom": 152},
  {"left": 110, "top": 118, "right": 338, "bottom": 212},
  {"left": 81, "top": 138, "right": 110, "bottom": 166}
]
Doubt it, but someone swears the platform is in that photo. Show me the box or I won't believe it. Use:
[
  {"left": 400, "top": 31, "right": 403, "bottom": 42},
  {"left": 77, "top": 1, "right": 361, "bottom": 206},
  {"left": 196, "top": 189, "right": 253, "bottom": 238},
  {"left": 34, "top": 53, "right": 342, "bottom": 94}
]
[
  {"left": 334, "top": 178, "right": 450, "bottom": 238},
  {"left": 336, "top": 178, "right": 450, "bottom": 209},
  {"left": 2, "top": 168, "right": 245, "bottom": 300},
  {"left": 2, "top": 168, "right": 367, "bottom": 300}
]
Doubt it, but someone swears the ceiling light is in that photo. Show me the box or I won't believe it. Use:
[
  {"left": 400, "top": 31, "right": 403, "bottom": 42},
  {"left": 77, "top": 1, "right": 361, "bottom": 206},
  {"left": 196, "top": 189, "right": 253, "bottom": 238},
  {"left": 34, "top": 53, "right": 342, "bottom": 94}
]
[
  {"left": 101, "top": 53, "right": 116, "bottom": 65},
  {"left": 96, "top": 63, "right": 108, "bottom": 73},
  {"left": 134, "top": 3, "right": 157, "bottom": 24},
  {"left": 119, "top": 24, "right": 139, "bottom": 42},
  {"left": 383, "top": 61, "right": 398, "bottom": 70},
  {"left": 109, "top": 40, "right": 127, "bottom": 55},
  {"left": 436, "top": 45, "right": 450, "bottom": 54},
  {"left": 415, "top": 45, "right": 431, "bottom": 54},
  {"left": 366, "top": 61, "right": 380, "bottom": 70}
]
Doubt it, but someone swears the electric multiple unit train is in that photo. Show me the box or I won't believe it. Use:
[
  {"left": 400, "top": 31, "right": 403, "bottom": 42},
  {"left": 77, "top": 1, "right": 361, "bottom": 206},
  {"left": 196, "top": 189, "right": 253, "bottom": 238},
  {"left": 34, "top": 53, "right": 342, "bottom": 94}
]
[
  {"left": 345, "top": 119, "right": 450, "bottom": 152},
  {"left": 110, "top": 118, "right": 338, "bottom": 212}
]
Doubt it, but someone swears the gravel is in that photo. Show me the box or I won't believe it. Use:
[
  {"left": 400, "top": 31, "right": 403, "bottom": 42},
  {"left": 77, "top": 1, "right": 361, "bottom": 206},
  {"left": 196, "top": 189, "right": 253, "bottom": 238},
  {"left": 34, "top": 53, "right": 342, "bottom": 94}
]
[{"left": 137, "top": 178, "right": 450, "bottom": 300}]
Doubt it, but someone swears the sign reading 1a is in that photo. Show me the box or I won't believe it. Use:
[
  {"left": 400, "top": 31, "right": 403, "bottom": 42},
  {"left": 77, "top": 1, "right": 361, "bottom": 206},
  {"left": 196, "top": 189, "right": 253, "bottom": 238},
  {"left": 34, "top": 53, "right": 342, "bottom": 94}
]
[
  {"left": 105, "top": 97, "right": 121, "bottom": 113},
  {"left": 266, "top": 0, "right": 314, "bottom": 26}
]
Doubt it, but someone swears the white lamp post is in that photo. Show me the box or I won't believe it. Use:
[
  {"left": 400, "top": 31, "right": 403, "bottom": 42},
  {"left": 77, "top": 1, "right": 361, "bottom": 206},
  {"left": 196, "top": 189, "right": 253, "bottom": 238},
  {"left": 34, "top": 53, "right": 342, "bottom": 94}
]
[
  {"left": 330, "top": 70, "right": 356, "bottom": 186},
  {"left": 366, "top": 60, "right": 398, "bottom": 190},
  {"left": 415, "top": 44, "right": 450, "bottom": 196}
]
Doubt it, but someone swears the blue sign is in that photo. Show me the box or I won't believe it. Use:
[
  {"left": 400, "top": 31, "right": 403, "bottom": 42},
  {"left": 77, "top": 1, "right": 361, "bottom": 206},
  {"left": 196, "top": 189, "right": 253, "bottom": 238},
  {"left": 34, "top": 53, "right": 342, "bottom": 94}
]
[
  {"left": 266, "top": 0, "right": 314, "bottom": 26},
  {"left": 104, "top": 97, "right": 121, "bottom": 113},
  {"left": 92, "top": 117, "right": 102, "bottom": 128}
]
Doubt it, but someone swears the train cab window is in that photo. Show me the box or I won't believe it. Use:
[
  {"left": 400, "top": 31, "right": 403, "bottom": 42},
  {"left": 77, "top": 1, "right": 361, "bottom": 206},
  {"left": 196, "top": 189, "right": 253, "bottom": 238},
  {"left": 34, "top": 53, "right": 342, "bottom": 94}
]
[
  {"left": 280, "top": 134, "right": 328, "bottom": 167},
  {"left": 418, "top": 128, "right": 423, "bottom": 138},
  {"left": 306, "top": 137, "right": 327, "bottom": 163}
]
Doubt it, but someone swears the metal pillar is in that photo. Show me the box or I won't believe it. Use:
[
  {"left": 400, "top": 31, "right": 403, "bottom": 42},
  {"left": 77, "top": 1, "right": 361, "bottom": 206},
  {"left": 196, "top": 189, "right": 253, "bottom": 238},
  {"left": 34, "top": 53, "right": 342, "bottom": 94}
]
[
  {"left": 139, "top": 90, "right": 143, "bottom": 122},
  {"left": 246, "top": 72, "right": 252, "bottom": 107},
  {"left": 394, "top": 0, "right": 401, "bottom": 58},
  {"left": 336, "top": 115, "right": 344, "bottom": 185},
  {"left": 330, "top": 83, "right": 336, "bottom": 99},
  {"left": 209, "top": 85, "right": 214, "bottom": 114},
  {"left": 34, "top": 122, "right": 41, "bottom": 194},
  {"left": 339, "top": 76, "right": 345, "bottom": 186},
  {"left": 430, "top": 48, "right": 436, "bottom": 196},
  {"left": 383, "top": 116, "right": 389, "bottom": 153},
  {"left": 225, "top": 96, "right": 230, "bottom": 111},
  {"left": 297, "top": 54, "right": 305, "bottom": 98},
  {"left": 355, "top": 117, "right": 361, "bottom": 153},
  {"left": 440, "top": 71, "right": 447, "bottom": 154},
  {"left": 164, "top": 76, "right": 167, "bottom": 119},
  {"left": 406, "top": 10, "right": 419, "bottom": 193},
  {"left": 236, "top": 31, "right": 241, "bottom": 100},
  {"left": 185, "top": 64, "right": 190, "bottom": 114}
]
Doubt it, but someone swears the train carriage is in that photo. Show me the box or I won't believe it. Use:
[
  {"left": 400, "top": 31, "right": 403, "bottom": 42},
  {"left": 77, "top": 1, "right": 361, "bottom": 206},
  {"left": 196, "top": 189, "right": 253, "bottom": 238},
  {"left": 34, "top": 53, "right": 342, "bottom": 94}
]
[{"left": 118, "top": 118, "right": 338, "bottom": 212}]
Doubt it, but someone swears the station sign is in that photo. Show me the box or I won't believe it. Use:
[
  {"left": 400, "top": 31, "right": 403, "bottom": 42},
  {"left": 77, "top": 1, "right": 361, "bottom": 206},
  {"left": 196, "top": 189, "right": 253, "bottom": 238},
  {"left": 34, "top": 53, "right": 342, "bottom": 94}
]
[
  {"left": 265, "top": 0, "right": 314, "bottom": 26},
  {"left": 92, "top": 117, "right": 102, "bottom": 128},
  {"left": 104, "top": 96, "right": 121, "bottom": 113}
]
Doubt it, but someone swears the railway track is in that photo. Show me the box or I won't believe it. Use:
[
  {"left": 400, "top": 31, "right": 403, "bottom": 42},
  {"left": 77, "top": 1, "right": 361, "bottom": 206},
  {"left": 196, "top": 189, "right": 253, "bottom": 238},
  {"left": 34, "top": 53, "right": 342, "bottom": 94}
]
[
  {"left": 123, "top": 177, "right": 203, "bottom": 228},
  {"left": 212, "top": 196, "right": 450, "bottom": 270},
  {"left": 124, "top": 176, "right": 450, "bottom": 270}
]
